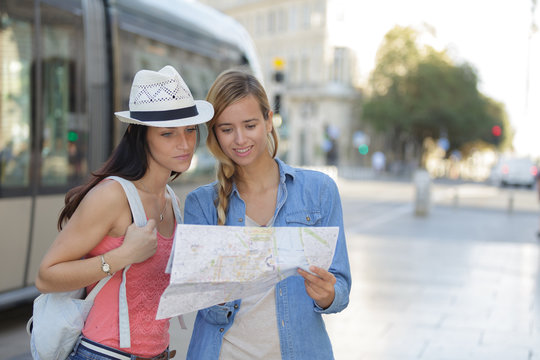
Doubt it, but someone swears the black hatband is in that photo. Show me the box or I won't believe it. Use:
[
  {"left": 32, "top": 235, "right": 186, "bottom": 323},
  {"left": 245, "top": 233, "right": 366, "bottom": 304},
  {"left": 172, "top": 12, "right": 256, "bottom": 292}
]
[{"left": 130, "top": 105, "right": 198, "bottom": 121}]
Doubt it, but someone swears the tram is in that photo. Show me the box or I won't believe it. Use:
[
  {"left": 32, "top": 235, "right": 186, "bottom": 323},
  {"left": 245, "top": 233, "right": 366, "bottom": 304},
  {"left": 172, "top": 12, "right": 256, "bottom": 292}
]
[{"left": 0, "top": 0, "right": 260, "bottom": 308}]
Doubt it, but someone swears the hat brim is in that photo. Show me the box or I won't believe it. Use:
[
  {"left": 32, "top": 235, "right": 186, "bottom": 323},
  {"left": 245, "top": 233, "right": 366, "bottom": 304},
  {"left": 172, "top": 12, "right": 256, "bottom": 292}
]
[{"left": 114, "top": 100, "right": 214, "bottom": 127}]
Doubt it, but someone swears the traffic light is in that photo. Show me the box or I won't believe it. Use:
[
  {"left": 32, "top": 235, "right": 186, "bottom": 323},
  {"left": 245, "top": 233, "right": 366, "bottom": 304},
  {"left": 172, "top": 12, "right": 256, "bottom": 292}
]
[
  {"left": 273, "top": 71, "right": 284, "bottom": 83},
  {"left": 273, "top": 94, "right": 281, "bottom": 114},
  {"left": 491, "top": 125, "right": 502, "bottom": 145},
  {"left": 358, "top": 144, "right": 369, "bottom": 155},
  {"left": 68, "top": 131, "right": 79, "bottom": 142}
]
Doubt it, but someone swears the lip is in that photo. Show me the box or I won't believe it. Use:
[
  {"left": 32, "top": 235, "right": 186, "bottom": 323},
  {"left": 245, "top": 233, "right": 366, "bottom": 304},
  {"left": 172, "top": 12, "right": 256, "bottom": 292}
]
[
  {"left": 174, "top": 153, "right": 192, "bottom": 161},
  {"left": 234, "top": 146, "right": 253, "bottom": 157}
]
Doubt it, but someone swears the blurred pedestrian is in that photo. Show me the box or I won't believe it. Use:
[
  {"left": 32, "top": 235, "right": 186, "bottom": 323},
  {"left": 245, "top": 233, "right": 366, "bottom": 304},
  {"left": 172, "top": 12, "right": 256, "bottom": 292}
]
[
  {"left": 183, "top": 69, "right": 351, "bottom": 359},
  {"left": 35, "top": 65, "right": 213, "bottom": 359},
  {"left": 372, "top": 151, "right": 386, "bottom": 176}
]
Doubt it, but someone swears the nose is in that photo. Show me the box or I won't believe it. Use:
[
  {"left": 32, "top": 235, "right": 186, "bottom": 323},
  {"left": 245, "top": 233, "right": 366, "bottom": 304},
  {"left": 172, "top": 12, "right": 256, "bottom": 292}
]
[
  {"left": 175, "top": 131, "right": 190, "bottom": 150},
  {"left": 234, "top": 128, "right": 247, "bottom": 145}
]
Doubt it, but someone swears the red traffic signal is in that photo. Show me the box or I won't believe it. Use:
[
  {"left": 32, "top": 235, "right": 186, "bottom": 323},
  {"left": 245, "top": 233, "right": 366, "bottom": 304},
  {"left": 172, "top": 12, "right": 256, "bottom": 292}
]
[{"left": 491, "top": 125, "right": 502, "bottom": 137}]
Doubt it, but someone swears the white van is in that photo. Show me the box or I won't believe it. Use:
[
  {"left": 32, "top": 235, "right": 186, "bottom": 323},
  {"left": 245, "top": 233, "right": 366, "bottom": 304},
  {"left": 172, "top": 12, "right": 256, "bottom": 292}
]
[{"left": 490, "top": 157, "right": 538, "bottom": 188}]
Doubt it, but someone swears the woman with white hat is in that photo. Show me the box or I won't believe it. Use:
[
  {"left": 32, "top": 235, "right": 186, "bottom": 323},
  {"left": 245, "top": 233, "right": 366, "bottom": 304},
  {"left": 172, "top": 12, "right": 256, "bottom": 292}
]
[{"left": 35, "top": 65, "right": 213, "bottom": 360}]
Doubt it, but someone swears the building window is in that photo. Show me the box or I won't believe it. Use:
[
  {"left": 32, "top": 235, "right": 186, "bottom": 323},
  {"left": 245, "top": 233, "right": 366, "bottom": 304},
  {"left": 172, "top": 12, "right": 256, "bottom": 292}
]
[
  {"left": 332, "top": 47, "right": 345, "bottom": 83},
  {"left": 288, "top": 57, "right": 295, "bottom": 84},
  {"left": 301, "top": 4, "right": 310, "bottom": 29},
  {"left": 277, "top": 9, "right": 287, "bottom": 33},
  {"left": 301, "top": 56, "right": 309, "bottom": 82},
  {"left": 268, "top": 11, "right": 276, "bottom": 34},
  {"left": 256, "top": 14, "right": 264, "bottom": 36},
  {"left": 289, "top": 6, "right": 297, "bottom": 32}
]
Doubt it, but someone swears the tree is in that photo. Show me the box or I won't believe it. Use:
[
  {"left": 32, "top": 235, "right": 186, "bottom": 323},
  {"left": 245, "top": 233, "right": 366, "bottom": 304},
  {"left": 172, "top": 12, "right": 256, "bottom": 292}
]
[{"left": 363, "top": 25, "right": 510, "bottom": 166}]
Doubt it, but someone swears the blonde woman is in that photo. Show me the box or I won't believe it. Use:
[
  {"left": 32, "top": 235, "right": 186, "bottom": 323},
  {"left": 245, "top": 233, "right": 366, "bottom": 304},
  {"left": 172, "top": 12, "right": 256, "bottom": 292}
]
[
  {"left": 184, "top": 70, "right": 351, "bottom": 359},
  {"left": 35, "top": 66, "right": 213, "bottom": 359}
]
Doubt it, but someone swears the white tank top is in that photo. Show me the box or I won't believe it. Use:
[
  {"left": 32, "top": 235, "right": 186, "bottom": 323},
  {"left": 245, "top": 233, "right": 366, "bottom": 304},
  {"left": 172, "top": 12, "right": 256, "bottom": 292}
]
[{"left": 219, "top": 215, "right": 281, "bottom": 359}]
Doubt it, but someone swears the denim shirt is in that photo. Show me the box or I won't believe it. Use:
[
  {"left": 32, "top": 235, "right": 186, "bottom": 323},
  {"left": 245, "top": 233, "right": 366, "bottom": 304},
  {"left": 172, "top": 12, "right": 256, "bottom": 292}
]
[{"left": 183, "top": 158, "right": 351, "bottom": 360}]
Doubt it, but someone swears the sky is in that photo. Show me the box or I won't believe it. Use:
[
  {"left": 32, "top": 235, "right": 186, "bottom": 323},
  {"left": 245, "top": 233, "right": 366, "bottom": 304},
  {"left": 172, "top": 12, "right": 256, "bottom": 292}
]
[{"left": 332, "top": 0, "right": 540, "bottom": 158}]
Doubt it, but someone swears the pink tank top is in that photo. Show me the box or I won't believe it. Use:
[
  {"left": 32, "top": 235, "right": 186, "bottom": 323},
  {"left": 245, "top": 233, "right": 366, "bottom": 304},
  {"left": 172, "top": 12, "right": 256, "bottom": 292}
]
[{"left": 82, "top": 230, "right": 174, "bottom": 357}]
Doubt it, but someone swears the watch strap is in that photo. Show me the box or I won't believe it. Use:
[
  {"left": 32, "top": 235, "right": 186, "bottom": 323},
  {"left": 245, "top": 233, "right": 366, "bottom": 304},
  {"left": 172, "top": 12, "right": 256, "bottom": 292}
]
[{"left": 100, "top": 254, "right": 112, "bottom": 276}]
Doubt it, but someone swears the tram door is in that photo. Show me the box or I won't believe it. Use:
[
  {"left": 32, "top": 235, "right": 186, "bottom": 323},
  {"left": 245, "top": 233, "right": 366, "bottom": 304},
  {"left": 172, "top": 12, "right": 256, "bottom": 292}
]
[{"left": 0, "top": 0, "right": 89, "bottom": 295}]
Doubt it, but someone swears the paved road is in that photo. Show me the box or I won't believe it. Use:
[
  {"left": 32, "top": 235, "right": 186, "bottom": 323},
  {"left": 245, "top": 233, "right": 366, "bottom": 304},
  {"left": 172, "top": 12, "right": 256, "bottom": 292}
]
[
  {"left": 1, "top": 177, "right": 539, "bottom": 359},
  {"left": 326, "top": 178, "right": 540, "bottom": 360}
]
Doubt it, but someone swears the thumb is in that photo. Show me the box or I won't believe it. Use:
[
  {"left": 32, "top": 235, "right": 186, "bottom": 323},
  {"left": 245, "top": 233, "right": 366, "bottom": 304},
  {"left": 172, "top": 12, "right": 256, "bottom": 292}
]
[{"left": 145, "top": 218, "right": 157, "bottom": 231}]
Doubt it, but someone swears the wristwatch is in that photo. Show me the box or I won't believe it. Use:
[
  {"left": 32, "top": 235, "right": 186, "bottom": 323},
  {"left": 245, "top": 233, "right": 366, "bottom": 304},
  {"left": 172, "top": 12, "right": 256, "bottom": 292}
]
[{"left": 100, "top": 254, "right": 112, "bottom": 276}]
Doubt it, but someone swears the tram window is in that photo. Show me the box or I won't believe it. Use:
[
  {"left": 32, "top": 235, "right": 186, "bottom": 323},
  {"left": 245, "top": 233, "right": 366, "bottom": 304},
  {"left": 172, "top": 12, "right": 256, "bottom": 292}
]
[
  {"left": 114, "top": 28, "right": 225, "bottom": 143},
  {"left": 0, "top": 2, "right": 33, "bottom": 189},
  {"left": 39, "top": 4, "right": 86, "bottom": 188}
]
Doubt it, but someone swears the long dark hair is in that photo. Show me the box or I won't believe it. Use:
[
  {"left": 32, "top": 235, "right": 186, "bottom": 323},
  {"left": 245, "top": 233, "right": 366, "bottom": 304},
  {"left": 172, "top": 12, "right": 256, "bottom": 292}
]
[{"left": 57, "top": 124, "right": 181, "bottom": 230}]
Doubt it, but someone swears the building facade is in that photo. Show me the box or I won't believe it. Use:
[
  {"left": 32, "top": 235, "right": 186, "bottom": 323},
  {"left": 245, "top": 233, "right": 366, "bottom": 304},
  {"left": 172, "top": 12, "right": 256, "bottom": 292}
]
[{"left": 199, "top": 0, "right": 362, "bottom": 166}]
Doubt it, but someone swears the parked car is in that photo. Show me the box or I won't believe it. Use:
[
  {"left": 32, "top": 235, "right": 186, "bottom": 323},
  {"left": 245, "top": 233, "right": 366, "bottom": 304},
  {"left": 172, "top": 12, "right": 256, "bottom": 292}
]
[{"left": 490, "top": 157, "right": 538, "bottom": 188}]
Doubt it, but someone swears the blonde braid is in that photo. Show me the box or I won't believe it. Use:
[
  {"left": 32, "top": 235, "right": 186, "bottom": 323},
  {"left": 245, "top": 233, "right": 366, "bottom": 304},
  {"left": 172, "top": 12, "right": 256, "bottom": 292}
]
[{"left": 216, "top": 161, "right": 235, "bottom": 225}]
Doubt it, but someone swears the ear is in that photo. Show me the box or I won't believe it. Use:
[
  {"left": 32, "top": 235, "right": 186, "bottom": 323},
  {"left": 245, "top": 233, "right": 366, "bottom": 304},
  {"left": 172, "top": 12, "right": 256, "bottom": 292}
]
[{"left": 267, "top": 110, "right": 274, "bottom": 133}]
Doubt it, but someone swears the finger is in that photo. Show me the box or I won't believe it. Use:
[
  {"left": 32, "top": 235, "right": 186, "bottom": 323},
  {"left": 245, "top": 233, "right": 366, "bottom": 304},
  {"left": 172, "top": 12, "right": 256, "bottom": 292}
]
[
  {"left": 306, "top": 278, "right": 332, "bottom": 296},
  {"left": 298, "top": 268, "right": 326, "bottom": 285},
  {"left": 300, "top": 269, "right": 335, "bottom": 295},
  {"left": 145, "top": 219, "right": 157, "bottom": 231},
  {"left": 304, "top": 281, "right": 324, "bottom": 299},
  {"left": 309, "top": 266, "right": 337, "bottom": 285},
  {"left": 297, "top": 268, "right": 316, "bottom": 280},
  {"left": 309, "top": 266, "right": 334, "bottom": 281}
]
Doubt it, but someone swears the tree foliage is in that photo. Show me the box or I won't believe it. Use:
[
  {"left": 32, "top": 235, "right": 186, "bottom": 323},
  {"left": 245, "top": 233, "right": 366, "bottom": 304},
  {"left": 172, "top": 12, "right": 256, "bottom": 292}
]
[{"left": 363, "top": 25, "right": 510, "bottom": 160}]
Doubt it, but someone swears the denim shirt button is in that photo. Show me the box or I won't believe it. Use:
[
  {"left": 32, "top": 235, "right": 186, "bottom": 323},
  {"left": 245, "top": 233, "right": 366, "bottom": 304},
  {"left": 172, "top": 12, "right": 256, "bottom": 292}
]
[
  {"left": 238, "top": 218, "right": 243, "bottom": 222},
  {"left": 306, "top": 216, "right": 311, "bottom": 222},
  {"left": 234, "top": 304, "right": 239, "bottom": 309},
  {"left": 219, "top": 328, "right": 225, "bottom": 332}
]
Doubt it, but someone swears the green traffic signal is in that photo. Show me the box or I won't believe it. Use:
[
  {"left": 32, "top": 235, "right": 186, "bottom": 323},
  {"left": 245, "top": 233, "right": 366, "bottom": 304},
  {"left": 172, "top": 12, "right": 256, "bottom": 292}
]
[{"left": 358, "top": 144, "right": 369, "bottom": 155}]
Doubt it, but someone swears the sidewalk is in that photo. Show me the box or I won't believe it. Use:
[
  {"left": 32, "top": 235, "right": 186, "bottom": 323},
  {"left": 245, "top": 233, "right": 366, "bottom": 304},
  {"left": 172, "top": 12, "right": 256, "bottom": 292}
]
[{"left": 325, "top": 181, "right": 540, "bottom": 360}]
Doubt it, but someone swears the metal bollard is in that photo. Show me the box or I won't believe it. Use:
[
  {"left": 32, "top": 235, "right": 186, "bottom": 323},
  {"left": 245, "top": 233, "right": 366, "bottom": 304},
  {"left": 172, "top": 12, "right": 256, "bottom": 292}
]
[
  {"left": 507, "top": 190, "right": 514, "bottom": 213},
  {"left": 414, "top": 169, "right": 431, "bottom": 216}
]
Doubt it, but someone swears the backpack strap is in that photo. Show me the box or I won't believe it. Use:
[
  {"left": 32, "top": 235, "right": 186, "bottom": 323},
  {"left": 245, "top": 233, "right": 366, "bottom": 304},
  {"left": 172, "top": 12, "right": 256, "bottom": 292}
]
[
  {"left": 166, "top": 184, "right": 182, "bottom": 224},
  {"left": 105, "top": 176, "right": 148, "bottom": 348},
  {"left": 107, "top": 176, "right": 147, "bottom": 226},
  {"left": 85, "top": 275, "right": 112, "bottom": 301},
  {"left": 164, "top": 185, "right": 187, "bottom": 330},
  {"left": 165, "top": 185, "right": 181, "bottom": 275}
]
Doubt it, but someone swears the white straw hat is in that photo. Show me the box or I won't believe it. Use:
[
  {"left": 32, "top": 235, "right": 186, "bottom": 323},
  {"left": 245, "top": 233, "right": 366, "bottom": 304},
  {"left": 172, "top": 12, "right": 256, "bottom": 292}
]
[{"left": 114, "top": 65, "right": 214, "bottom": 127}]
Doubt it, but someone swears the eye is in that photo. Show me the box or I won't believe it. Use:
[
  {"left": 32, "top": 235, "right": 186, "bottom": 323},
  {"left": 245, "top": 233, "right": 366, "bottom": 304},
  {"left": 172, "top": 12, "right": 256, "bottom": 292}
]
[
  {"left": 220, "top": 127, "right": 233, "bottom": 134},
  {"left": 186, "top": 126, "right": 198, "bottom": 133},
  {"left": 246, "top": 123, "right": 256, "bottom": 129},
  {"left": 161, "top": 131, "right": 173, "bottom": 137}
]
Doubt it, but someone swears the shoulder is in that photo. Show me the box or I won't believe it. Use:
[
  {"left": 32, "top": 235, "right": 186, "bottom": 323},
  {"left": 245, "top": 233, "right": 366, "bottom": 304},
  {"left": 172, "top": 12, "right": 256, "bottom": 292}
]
[
  {"left": 88, "top": 178, "right": 128, "bottom": 203},
  {"left": 66, "top": 178, "right": 131, "bottom": 235},
  {"left": 186, "top": 181, "right": 218, "bottom": 201},
  {"left": 78, "top": 178, "right": 129, "bottom": 217},
  {"left": 184, "top": 181, "right": 218, "bottom": 224},
  {"left": 287, "top": 165, "right": 337, "bottom": 191},
  {"left": 185, "top": 181, "right": 218, "bottom": 210}
]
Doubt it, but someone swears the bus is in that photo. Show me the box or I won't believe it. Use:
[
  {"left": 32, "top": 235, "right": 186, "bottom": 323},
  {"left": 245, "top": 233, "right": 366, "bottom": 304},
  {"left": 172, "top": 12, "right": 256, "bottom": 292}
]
[{"left": 0, "top": 0, "right": 261, "bottom": 308}]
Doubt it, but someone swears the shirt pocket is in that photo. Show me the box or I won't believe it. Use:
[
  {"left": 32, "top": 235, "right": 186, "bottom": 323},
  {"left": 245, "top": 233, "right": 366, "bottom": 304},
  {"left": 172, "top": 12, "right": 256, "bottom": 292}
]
[{"left": 285, "top": 210, "right": 322, "bottom": 226}]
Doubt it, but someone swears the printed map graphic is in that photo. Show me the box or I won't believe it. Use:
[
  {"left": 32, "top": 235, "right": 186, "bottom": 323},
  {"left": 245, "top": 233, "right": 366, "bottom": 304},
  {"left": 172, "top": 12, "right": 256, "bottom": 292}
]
[{"left": 157, "top": 225, "right": 338, "bottom": 318}]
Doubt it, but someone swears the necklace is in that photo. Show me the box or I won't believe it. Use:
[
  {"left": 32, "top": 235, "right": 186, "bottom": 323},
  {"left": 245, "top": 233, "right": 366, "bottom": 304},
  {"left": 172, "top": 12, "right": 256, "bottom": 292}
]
[
  {"left": 138, "top": 180, "right": 168, "bottom": 222},
  {"left": 159, "top": 197, "right": 168, "bottom": 222}
]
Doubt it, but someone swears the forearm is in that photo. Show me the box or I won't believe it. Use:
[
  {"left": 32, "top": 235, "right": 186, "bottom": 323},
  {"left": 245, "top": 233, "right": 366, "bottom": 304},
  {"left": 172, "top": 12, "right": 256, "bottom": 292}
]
[{"left": 35, "top": 255, "right": 113, "bottom": 293}]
